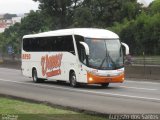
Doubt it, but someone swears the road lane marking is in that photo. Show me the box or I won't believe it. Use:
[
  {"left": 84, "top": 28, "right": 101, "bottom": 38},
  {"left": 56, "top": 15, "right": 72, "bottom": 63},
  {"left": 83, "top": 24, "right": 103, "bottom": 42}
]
[
  {"left": 0, "top": 78, "right": 160, "bottom": 102},
  {"left": 119, "top": 86, "right": 157, "bottom": 91}
]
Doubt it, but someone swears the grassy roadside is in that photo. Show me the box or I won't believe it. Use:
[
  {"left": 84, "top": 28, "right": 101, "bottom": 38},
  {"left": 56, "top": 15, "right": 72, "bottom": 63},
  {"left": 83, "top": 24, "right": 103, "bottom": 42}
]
[{"left": 0, "top": 97, "right": 107, "bottom": 120}]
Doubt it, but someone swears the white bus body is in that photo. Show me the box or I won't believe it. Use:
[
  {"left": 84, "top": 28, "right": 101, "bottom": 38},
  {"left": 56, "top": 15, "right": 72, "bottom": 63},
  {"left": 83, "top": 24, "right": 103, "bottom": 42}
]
[{"left": 22, "top": 28, "right": 128, "bottom": 87}]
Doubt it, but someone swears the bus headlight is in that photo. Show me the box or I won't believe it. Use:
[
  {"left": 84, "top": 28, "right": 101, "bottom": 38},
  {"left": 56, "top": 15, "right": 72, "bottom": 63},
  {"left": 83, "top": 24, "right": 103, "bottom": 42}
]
[{"left": 89, "top": 77, "right": 93, "bottom": 82}]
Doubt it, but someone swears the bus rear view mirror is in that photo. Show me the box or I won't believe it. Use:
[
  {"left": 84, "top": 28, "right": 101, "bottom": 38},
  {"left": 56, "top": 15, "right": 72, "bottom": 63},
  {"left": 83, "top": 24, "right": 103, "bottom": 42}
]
[
  {"left": 80, "top": 42, "right": 90, "bottom": 56},
  {"left": 121, "top": 42, "right": 129, "bottom": 55}
]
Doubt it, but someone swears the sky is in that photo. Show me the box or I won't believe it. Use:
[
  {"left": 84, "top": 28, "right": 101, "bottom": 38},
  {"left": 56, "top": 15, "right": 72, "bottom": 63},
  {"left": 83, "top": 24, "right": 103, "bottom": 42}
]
[
  {"left": 0, "top": 0, "right": 154, "bottom": 15},
  {"left": 145, "top": 0, "right": 154, "bottom": 4},
  {"left": 138, "top": 0, "right": 154, "bottom": 6},
  {"left": 0, "top": 0, "right": 39, "bottom": 14}
]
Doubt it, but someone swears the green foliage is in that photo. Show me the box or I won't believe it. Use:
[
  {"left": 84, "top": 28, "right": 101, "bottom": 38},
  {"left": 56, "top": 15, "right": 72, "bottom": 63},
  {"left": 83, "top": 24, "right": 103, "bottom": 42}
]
[
  {"left": 120, "top": 0, "right": 142, "bottom": 20},
  {"left": 19, "top": 11, "right": 48, "bottom": 35},
  {"left": 0, "top": 33, "right": 4, "bottom": 50},
  {"left": 33, "top": 0, "right": 81, "bottom": 28},
  {"left": 72, "top": 7, "right": 94, "bottom": 27},
  {"left": 108, "top": 0, "right": 160, "bottom": 55},
  {"left": 108, "top": 19, "right": 131, "bottom": 35},
  {"left": 110, "top": 11, "right": 160, "bottom": 55},
  {"left": 149, "top": 0, "right": 160, "bottom": 14},
  {"left": 33, "top": 0, "right": 141, "bottom": 28}
]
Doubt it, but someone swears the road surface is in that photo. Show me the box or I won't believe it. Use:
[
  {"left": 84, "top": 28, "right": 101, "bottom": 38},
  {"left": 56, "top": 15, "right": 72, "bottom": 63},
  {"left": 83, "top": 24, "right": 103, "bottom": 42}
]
[{"left": 0, "top": 68, "right": 160, "bottom": 114}]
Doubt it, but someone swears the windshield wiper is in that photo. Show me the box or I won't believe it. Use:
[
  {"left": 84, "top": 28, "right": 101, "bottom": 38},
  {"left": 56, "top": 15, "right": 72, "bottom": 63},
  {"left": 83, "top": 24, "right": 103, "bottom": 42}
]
[
  {"left": 99, "top": 53, "right": 116, "bottom": 70},
  {"left": 99, "top": 41, "right": 117, "bottom": 70},
  {"left": 107, "top": 52, "right": 117, "bottom": 69},
  {"left": 99, "top": 57, "right": 106, "bottom": 69}
]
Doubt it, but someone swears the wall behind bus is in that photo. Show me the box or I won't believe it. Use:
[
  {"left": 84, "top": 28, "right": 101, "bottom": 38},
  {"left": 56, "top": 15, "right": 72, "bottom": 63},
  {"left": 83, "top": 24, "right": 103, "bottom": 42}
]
[{"left": 125, "top": 65, "right": 160, "bottom": 81}]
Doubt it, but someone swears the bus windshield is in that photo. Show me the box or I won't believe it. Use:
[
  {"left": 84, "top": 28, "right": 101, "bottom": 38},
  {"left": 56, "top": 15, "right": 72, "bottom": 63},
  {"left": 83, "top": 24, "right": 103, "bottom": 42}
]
[{"left": 84, "top": 38, "right": 123, "bottom": 70}]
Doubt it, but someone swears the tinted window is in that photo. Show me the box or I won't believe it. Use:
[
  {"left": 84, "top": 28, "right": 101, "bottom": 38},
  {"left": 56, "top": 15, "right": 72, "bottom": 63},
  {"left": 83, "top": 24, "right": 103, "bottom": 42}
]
[
  {"left": 75, "top": 35, "right": 86, "bottom": 64},
  {"left": 23, "top": 36, "right": 75, "bottom": 54}
]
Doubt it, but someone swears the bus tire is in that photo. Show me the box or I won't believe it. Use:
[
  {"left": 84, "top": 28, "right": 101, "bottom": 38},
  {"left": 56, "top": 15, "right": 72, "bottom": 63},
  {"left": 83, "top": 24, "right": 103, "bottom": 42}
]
[
  {"left": 101, "top": 83, "right": 109, "bottom": 88},
  {"left": 32, "top": 69, "right": 42, "bottom": 83},
  {"left": 70, "top": 71, "right": 78, "bottom": 88}
]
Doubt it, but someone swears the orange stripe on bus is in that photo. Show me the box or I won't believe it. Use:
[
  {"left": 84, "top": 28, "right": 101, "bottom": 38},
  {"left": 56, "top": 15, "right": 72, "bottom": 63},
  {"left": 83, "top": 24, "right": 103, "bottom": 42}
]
[{"left": 87, "top": 72, "right": 124, "bottom": 84}]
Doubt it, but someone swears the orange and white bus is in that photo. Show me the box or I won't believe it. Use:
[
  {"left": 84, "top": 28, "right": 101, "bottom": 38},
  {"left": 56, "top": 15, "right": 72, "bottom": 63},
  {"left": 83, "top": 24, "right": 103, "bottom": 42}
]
[{"left": 21, "top": 28, "right": 129, "bottom": 87}]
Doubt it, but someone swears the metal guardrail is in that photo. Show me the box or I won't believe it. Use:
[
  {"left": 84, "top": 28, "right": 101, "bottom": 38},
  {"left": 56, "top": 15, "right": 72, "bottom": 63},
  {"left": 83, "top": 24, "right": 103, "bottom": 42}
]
[
  {"left": 0, "top": 54, "right": 21, "bottom": 62},
  {"left": 125, "top": 56, "right": 160, "bottom": 65},
  {"left": 132, "top": 57, "right": 160, "bottom": 65}
]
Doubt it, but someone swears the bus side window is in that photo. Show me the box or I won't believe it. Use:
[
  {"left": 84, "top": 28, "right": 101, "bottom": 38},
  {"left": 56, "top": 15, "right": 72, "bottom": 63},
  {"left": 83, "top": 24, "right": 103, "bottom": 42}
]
[
  {"left": 65, "top": 36, "right": 75, "bottom": 55},
  {"left": 57, "top": 36, "right": 75, "bottom": 54},
  {"left": 23, "top": 39, "right": 28, "bottom": 51},
  {"left": 23, "top": 38, "right": 35, "bottom": 52},
  {"left": 23, "top": 36, "right": 75, "bottom": 53}
]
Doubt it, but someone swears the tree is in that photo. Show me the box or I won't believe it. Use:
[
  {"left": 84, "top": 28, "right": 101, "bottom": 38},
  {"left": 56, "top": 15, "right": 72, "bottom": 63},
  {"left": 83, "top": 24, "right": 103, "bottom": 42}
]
[
  {"left": 0, "top": 33, "right": 4, "bottom": 51},
  {"left": 33, "top": 0, "right": 82, "bottom": 29},
  {"left": 110, "top": 11, "right": 160, "bottom": 55},
  {"left": 19, "top": 10, "right": 48, "bottom": 35},
  {"left": 2, "top": 23, "right": 20, "bottom": 54},
  {"left": 1, "top": 10, "right": 49, "bottom": 54},
  {"left": 33, "top": 0, "right": 142, "bottom": 28},
  {"left": 81, "top": 0, "right": 142, "bottom": 27},
  {"left": 72, "top": 7, "right": 94, "bottom": 27},
  {"left": 149, "top": 0, "right": 160, "bottom": 14}
]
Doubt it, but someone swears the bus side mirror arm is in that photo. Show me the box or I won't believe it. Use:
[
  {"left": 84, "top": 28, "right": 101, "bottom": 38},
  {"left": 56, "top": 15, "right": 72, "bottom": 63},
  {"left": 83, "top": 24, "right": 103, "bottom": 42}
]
[
  {"left": 121, "top": 42, "right": 129, "bottom": 55},
  {"left": 80, "top": 42, "right": 90, "bottom": 56}
]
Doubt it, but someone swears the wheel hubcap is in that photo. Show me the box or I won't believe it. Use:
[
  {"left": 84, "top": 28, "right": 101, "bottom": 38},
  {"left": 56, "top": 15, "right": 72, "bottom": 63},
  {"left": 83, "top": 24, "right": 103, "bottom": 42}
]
[
  {"left": 33, "top": 71, "right": 37, "bottom": 82},
  {"left": 71, "top": 75, "right": 76, "bottom": 86}
]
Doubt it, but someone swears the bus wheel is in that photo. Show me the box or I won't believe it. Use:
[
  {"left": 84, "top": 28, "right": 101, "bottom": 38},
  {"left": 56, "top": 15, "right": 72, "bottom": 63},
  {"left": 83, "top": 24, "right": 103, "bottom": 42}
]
[
  {"left": 101, "top": 83, "right": 109, "bottom": 88},
  {"left": 32, "top": 69, "right": 41, "bottom": 83},
  {"left": 70, "top": 72, "right": 78, "bottom": 88}
]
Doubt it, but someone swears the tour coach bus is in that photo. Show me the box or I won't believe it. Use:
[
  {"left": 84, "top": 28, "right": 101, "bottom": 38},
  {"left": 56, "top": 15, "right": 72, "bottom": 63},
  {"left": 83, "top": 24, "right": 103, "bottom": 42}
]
[{"left": 21, "top": 28, "right": 129, "bottom": 87}]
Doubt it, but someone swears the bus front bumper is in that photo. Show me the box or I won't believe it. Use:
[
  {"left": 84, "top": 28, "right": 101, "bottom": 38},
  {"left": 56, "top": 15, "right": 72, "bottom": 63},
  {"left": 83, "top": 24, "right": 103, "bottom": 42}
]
[{"left": 87, "top": 72, "right": 124, "bottom": 84}]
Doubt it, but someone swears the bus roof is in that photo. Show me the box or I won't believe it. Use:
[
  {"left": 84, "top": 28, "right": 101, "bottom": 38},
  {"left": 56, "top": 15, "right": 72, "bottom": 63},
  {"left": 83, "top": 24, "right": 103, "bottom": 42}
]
[{"left": 23, "top": 28, "right": 119, "bottom": 39}]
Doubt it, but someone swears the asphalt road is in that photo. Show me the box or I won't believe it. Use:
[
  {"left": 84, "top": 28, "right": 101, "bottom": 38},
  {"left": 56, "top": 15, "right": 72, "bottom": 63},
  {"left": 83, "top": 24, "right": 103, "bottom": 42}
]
[{"left": 0, "top": 67, "right": 160, "bottom": 114}]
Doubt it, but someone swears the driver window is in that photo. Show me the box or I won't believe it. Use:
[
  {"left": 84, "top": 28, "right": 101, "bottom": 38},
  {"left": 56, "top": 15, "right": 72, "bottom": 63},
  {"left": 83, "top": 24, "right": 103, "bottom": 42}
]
[{"left": 75, "top": 35, "right": 87, "bottom": 64}]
